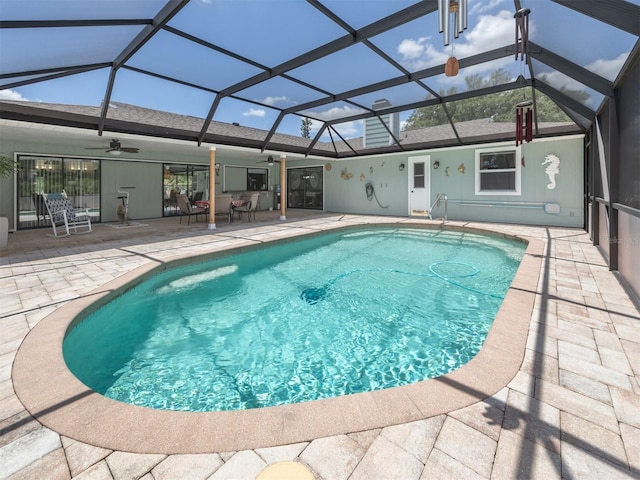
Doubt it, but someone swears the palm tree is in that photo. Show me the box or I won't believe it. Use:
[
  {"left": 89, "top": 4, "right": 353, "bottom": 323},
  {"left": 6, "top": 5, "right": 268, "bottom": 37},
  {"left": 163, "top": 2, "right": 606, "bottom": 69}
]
[{"left": 0, "top": 155, "right": 18, "bottom": 177}]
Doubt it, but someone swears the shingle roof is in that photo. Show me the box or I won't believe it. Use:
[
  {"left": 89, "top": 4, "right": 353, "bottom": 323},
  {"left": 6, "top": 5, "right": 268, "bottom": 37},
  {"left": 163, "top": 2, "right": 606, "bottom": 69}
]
[{"left": 0, "top": 100, "right": 579, "bottom": 158}]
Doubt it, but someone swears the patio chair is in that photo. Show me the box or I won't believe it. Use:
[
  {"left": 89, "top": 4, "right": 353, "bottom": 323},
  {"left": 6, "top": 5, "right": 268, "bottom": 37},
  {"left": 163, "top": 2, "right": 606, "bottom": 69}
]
[
  {"left": 32, "top": 193, "right": 47, "bottom": 222},
  {"left": 233, "top": 193, "right": 260, "bottom": 222},
  {"left": 176, "top": 194, "right": 207, "bottom": 225},
  {"left": 214, "top": 194, "right": 233, "bottom": 223},
  {"left": 191, "top": 191, "right": 203, "bottom": 204},
  {"left": 42, "top": 191, "right": 92, "bottom": 237}
]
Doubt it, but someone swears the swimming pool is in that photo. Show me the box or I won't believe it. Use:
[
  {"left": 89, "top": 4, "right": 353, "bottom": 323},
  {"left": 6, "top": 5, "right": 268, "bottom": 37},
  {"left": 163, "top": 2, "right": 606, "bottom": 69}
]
[{"left": 63, "top": 226, "right": 525, "bottom": 412}]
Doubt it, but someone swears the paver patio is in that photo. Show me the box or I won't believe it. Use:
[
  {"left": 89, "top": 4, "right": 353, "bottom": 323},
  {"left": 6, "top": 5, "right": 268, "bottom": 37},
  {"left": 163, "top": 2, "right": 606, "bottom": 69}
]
[{"left": 1, "top": 212, "right": 638, "bottom": 479}]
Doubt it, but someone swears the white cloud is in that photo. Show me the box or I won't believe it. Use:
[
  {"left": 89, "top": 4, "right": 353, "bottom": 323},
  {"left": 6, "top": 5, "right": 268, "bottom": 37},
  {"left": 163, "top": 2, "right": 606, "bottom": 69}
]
[
  {"left": 470, "top": 0, "right": 506, "bottom": 16},
  {"left": 541, "top": 52, "right": 627, "bottom": 93},
  {"left": 262, "top": 95, "right": 293, "bottom": 107},
  {"left": 587, "top": 53, "right": 627, "bottom": 81},
  {"left": 331, "top": 121, "right": 360, "bottom": 138},
  {"left": 243, "top": 108, "right": 265, "bottom": 117},
  {"left": 316, "top": 120, "right": 360, "bottom": 141},
  {"left": 0, "top": 89, "right": 28, "bottom": 101},
  {"left": 397, "top": 10, "right": 519, "bottom": 72},
  {"left": 539, "top": 70, "right": 584, "bottom": 92},
  {"left": 306, "top": 104, "right": 365, "bottom": 122},
  {"left": 303, "top": 115, "right": 361, "bottom": 140},
  {"left": 398, "top": 38, "right": 427, "bottom": 60},
  {"left": 397, "top": 38, "right": 447, "bottom": 71},
  {"left": 457, "top": 10, "right": 521, "bottom": 56}
]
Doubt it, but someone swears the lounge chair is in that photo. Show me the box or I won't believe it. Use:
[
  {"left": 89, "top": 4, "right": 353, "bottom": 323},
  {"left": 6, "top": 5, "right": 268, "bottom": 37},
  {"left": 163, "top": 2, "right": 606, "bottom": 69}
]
[
  {"left": 42, "top": 191, "right": 92, "bottom": 237},
  {"left": 176, "top": 194, "right": 207, "bottom": 225},
  {"left": 233, "top": 193, "right": 260, "bottom": 222}
]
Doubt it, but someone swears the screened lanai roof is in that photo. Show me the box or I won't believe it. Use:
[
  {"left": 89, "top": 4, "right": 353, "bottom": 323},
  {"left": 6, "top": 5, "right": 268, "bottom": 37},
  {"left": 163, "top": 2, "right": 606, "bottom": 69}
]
[{"left": 1, "top": 0, "right": 638, "bottom": 158}]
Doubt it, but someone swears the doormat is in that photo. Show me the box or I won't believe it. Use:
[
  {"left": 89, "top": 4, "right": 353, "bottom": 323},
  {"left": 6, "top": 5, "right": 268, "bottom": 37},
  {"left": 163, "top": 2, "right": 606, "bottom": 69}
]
[
  {"left": 410, "top": 209, "right": 430, "bottom": 216},
  {"left": 103, "top": 222, "right": 148, "bottom": 229}
]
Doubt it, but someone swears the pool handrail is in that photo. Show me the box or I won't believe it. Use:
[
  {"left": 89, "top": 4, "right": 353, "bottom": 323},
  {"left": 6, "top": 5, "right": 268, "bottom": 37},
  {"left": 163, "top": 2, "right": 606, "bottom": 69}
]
[{"left": 429, "top": 193, "right": 448, "bottom": 222}]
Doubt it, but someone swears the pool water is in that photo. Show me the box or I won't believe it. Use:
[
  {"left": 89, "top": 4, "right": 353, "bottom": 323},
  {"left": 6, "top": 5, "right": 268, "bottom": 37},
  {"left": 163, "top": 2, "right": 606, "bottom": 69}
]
[{"left": 63, "top": 227, "right": 525, "bottom": 412}]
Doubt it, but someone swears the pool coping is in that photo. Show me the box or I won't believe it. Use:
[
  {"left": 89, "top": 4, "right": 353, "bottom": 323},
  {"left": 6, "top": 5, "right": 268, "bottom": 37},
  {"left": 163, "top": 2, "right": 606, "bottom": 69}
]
[{"left": 12, "top": 222, "right": 543, "bottom": 454}]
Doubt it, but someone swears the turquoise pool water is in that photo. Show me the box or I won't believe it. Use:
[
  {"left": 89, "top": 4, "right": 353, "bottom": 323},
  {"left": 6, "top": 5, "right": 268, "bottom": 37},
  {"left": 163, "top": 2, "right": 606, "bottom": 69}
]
[{"left": 63, "top": 227, "right": 525, "bottom": 412}]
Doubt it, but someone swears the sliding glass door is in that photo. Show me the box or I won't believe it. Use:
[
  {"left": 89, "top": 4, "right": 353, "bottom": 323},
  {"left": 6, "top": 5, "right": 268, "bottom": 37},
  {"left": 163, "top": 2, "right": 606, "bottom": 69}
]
[
  {"left": 287, "top": 166, "right": 323, "bottom": 210},
  {"left": 163, "top": 163, "right": 210, "bottom": 216},
  {"left": 17, "top": 155, "right": 101, "bottom": 230}
]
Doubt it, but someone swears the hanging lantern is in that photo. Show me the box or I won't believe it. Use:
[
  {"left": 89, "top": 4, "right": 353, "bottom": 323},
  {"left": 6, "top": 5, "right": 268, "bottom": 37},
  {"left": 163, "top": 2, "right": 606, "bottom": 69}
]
[
  {"left": 439, "top": 0, "right": 468, "bottom": 47},
  {"left": 514, "top": 8, "right": 531, "bottom": 62},
  {"left": 515, "top": 100, "right": 533, "bottom": 146}
]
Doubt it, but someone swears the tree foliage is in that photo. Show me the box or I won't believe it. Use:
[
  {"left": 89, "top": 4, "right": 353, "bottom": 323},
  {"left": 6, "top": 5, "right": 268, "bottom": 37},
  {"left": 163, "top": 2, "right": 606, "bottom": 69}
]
[
  {"left": 0, "top": 155, "right": 18, "bottom": 178},
  {"left": 300, "top": 117, "right": 313, "bottom": 138},
  {"left": 403, "top": 68, "right": 586, "bottom": 130}
]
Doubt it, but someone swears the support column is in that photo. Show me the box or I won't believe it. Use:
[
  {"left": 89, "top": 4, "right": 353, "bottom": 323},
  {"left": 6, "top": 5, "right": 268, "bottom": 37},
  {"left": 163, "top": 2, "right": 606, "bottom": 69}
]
[
  {"left": 208, "top": 146, "right": 217, "bottom": 230},
  {"left": 279, "top": 154, "right": 286, "bottom": 220},
  {"left": 608, "top": 93, "right": 620, "bottom": 271}
]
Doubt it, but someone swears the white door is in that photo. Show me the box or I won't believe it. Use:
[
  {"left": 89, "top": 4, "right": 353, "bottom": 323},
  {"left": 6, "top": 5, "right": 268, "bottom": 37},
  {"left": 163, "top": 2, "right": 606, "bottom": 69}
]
[{"left": 409, "top": 155, "right": 431, "bottom": 216}]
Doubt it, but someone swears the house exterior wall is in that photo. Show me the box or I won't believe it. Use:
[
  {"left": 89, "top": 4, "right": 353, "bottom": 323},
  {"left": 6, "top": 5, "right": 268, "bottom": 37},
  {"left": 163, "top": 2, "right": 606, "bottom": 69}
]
[
  {"left": 1, "top": 133, "right": 584, "bottom": 230},
  {"left": 618, "top": 210, "right": 640, "bottom": 302},
  {"left": 324, "top": 155, "right": 408, "bottom": 217},
  {"left": 325, "top": 135, "right": 585, "bottom": 228},
  {"left": 0, "top": 134, "right": 283, "bottom": 229},
  {"left": 101, "top": 160, "right": 163, "bottom": 222}
]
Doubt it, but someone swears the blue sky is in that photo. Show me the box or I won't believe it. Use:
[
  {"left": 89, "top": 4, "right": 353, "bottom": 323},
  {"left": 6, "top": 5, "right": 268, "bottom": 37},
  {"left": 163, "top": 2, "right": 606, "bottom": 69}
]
[{"left": 1, "top": 0, "right": 636, "bottom": 140}]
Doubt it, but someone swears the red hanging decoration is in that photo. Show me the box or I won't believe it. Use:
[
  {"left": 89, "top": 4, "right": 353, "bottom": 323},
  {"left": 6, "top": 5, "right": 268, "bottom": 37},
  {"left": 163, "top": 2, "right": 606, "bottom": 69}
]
[
  {"left": 514, "top": 8, "right": 531, "bottom": 62},
  {"left": 516, "top": 100, "right": 533, "bottom": 146}
]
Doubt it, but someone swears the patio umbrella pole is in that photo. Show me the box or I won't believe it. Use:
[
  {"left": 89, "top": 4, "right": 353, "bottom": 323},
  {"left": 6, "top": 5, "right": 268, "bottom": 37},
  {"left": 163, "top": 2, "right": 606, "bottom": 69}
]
[
  {"left": 208, "top": 146, "right": 217, "bottom": 230},
  {"left": 279, "top": 154, "right": 286, "bottom": 220}
]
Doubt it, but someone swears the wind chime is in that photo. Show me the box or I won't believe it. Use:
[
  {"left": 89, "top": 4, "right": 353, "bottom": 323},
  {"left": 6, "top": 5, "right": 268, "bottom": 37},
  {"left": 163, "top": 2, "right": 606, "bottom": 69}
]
[
  {"left": 439, "top": 0, "right": 468, "bottom": 77},
  {"left": 516, "top": 100, "right": 533, "bottom": 146},
  {"left": 514, "top": 7, "right": 532, "bottom": 145},
  {"left": 514, "top": 8, "right": 531, "bottom": 62}
]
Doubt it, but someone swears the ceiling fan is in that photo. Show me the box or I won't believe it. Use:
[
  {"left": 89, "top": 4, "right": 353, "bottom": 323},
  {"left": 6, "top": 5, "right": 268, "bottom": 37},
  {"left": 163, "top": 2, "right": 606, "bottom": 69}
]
[
  {"left": 85, "top": 139, "right": 140, "bottom": 155},
  {"left": 257, "top": 155, "right": 280, "bottom": 166}
]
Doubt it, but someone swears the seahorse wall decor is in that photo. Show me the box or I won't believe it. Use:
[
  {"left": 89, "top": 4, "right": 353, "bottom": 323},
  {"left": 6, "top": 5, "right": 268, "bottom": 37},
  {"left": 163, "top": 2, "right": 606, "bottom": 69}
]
[{"left": 542, "top": 153, "right": 560, "bottom": 189}]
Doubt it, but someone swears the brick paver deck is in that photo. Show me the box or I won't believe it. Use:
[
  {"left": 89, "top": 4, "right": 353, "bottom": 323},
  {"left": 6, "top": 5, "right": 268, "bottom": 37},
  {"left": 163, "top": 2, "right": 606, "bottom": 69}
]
[{"left": 1, "top": 212, "right": 638, "bottom": 479}]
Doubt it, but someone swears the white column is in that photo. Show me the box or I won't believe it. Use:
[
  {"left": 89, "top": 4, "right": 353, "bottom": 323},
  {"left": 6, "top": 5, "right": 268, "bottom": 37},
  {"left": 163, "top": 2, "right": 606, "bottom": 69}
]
[
  {"left": 279, "top": 154, "right": 286, "bottom": 220},
  {"left": 208, "top": 146, "right": 217, "bottom": 230}
]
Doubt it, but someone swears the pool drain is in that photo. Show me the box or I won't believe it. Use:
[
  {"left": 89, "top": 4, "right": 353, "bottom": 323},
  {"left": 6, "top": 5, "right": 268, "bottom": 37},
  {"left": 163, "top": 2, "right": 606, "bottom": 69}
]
[{"left": 300, "top": 285, "right": 328, "bottom": 304}]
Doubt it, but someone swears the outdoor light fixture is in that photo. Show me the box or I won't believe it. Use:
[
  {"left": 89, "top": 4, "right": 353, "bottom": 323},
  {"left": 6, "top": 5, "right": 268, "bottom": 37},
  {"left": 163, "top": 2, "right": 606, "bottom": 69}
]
[
  {"left": 439, "top": 0, "right": 468, "bottom": 47},
  {"left": 214, "top": 163, "right": 220, "bottom": 176},
  {"left": 399, "top": 163, "right": 405, "bottom": 171},
  {"left": 434, "top": 161, "right": 440, "bottom": 169}
]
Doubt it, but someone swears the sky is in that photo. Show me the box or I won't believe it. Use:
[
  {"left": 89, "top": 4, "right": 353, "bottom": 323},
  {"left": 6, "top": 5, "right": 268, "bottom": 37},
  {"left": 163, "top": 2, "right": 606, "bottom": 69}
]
[{"left": 0, "top": 0, "right": 636, "bottom": 141}]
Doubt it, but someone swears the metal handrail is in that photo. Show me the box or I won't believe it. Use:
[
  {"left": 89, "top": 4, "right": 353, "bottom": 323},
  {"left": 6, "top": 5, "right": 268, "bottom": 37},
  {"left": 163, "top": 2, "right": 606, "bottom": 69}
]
[{"left": 429, "top": 193, "right": 448, "bottom": 222}]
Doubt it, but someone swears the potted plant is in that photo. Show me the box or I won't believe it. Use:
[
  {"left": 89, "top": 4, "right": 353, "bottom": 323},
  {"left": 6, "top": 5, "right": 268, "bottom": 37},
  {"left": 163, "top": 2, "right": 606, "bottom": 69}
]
[{"left": 0, "top": 155, "right": 18, "bottom": 249}]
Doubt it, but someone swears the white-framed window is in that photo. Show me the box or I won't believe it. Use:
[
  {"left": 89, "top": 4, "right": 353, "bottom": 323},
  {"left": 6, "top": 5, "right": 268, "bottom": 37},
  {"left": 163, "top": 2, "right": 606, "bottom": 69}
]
[{"left": 475, "top": 146, "right": 521, "bottom": 195}]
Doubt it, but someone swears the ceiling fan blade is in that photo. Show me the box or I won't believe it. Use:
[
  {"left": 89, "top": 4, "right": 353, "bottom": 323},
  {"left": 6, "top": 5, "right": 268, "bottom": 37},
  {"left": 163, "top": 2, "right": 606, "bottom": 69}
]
[
  {"left": 85, "top": 147, "right": 109, "bottom": 150},
  {"left": 121, "top": 147, "right": 140, "bottom": 153},
  {"left": 258, "top": 155, "right": 279, "bottom": 164}
]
